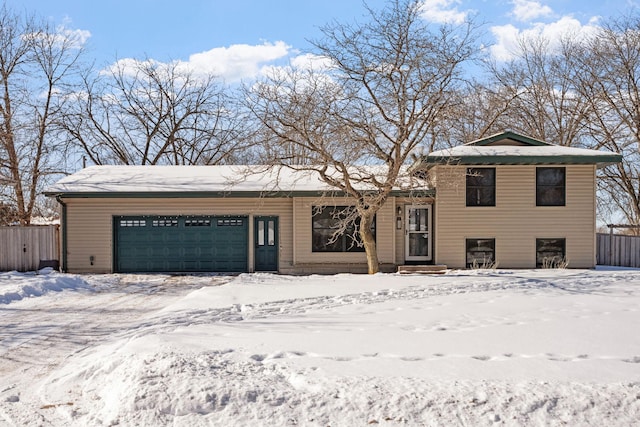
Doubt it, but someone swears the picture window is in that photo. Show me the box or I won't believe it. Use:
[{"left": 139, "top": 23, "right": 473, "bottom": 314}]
[{"left": 312, "top": 206, "right": 375, "bottom": 252}]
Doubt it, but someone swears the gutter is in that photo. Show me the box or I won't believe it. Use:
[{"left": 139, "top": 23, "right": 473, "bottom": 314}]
[
  {"left": 420, "top": 154, "right": 623, "bottom": 167},
  {"left": 43, "top": 189, "right": 437, "bottom": 199},
  {"left": 55, "top": 195, "right": 67, "bottom": 272}
]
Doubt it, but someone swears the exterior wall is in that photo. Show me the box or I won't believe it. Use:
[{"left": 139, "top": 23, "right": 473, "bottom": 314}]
[
  {"left": 63, "top": 197, "right": 293, "bottom": 273},
  {"left": 434, "top": 164, "right": 596, "bottom": 269},
  {"left": 62, "top": 195, "right": 422, "bottom": 274}
]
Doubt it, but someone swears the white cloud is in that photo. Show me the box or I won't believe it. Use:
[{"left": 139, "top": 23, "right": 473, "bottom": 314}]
[
  {"left": 289, "top": 53, "right": 333, "bottom": 71},
  {"left": 23, "top": 25, "right": 91, "bottom": 50},
  {"left": 59, "top": 26, "right": 91, "bottom": 47},
  {"left": 181, "top": 41, "right": 291, "bottom": 82},
  {"left": 490, "top": 24, "right": 521, "bottom": 62},
  {"left": 106, "top": 41, "right": 292, "bottom": 83},
  {"left": 419, "top": 0, "right": 469, "bottom": 24},
  {"left": 490, "top": 16, "right": 600, "bottom": 61},
  {"left": 510, "top": 0, "right": 553, "bottom": 22},
  {"left": 101, "top": 57, "right": 158, "bottom": 77}
]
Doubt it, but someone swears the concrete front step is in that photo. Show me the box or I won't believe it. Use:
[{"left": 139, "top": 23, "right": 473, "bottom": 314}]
[{"left": 397, "top": 264, "right": 448, "bottom": 274}]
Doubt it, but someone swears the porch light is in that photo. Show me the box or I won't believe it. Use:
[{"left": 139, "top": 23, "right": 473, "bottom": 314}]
[{"left": 396, "top": 206, "right": 403, "bottom": 230}]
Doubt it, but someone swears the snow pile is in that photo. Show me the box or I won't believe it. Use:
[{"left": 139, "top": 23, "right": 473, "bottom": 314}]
[
  {"left": 40, "top": 345, "right": 640, "bottom": 426},
  {"left": 24, "top": 269, "right": 640, "bottom": 426},
  {"left": 0, "top": 269, "right": 90, "bottom": 304}
]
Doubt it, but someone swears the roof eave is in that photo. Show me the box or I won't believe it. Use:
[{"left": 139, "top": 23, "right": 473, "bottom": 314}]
[
  {"left": 420, "top": 154, "right": 623, "bottom": 167},
  {"left": 45, "top": 189, "right": 436, "bottom": 199}
]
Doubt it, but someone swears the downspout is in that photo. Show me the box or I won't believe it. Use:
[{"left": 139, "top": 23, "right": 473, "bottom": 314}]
[{"left": 55, "top": 195, "right": 67, "bottom": 272}]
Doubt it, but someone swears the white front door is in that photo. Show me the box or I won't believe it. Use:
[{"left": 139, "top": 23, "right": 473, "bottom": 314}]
[{"left": 405, "top": 205, "right": 432, "bottom": 262}]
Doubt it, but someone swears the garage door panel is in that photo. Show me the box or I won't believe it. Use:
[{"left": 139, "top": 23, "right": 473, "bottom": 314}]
[{"left": 115, "top": 215, "right": 247, "bottom": 273}]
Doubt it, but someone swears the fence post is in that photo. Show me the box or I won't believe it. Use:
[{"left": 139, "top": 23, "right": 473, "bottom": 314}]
[{"left": 609, "top": 225, "right": 613, "bottom": 266}]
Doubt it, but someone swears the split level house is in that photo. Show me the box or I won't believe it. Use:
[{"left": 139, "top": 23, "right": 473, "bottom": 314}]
[{"left": 45, "top": 131, "right": 622, "bottom": 274}]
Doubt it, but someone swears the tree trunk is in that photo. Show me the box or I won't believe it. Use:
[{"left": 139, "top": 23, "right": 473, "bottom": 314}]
[{"left": 359, "top": 213, "right": 379, "bottom": 274}]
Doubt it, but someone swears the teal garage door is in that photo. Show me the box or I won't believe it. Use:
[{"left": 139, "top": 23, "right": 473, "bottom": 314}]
[{"left": 114, "top": 215, "right": 248, "bottom": 273}]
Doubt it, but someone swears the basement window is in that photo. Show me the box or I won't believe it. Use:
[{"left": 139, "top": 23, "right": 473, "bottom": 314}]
[
  {"left": 466, "top": 238, "right": 496, "bottom": 268},
  {"left": 536, "top": 238, "right": 566, "bottom": 267}
]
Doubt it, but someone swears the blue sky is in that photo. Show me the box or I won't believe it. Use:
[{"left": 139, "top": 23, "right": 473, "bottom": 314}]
[{"left": 8, "top": 0, "right": 639, "bottom": 81}]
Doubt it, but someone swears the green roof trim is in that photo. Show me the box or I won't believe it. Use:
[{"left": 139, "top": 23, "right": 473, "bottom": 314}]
[
  {"left": 423, "top": 153, "right": 623, "bottom": 166},
  {"left": 469, "top": 131, "right": 549, "bottom": 146},
  {"left": 45, "top": 189, "right": 436, "bottom": 199}
]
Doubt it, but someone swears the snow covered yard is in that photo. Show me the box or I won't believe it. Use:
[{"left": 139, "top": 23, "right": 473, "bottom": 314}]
[{"left": 0, "top": 268, "right": 639, "bottom": 426}]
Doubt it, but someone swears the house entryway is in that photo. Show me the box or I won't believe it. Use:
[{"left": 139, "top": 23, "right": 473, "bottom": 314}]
[
  {"left": 399, "top": 204, "right": 445, "bottom": 273},
  {"left": 254, "top": 216, "right": 278, "bottom": 271},
  {"left": 404, "top": 205, "right": 432, "bottom": 262}
]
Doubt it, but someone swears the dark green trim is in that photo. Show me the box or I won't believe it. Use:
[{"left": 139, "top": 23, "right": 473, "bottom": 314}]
[
  {"left": 470, "top": 131, "right": 549, "bottom": 146},
  {"left": 44, "top": 189, "right": 436, "bottom": 199},
  {"left": 392, "top": 189, "right": 435, "bottom": 197},
  {"left": 423, "top": 154, "right": 622, "bottom": 166},
  {"left": 112, "top": 216, "right": 117, "bottom": 273},
  {"left": 55, "top": 195, "right": 67, "bottom": 272}
]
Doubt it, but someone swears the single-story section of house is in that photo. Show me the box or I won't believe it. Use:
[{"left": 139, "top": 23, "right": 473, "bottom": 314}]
[{"left": 45, "top": 131, "right": 622, "bottom": 273}]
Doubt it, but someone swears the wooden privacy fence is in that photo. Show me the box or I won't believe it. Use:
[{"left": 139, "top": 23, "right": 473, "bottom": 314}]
[
  {"left": 596, "top": 232, "right": 640, "bottom": 267},
  {"left": 0, "top": 225, "right": 60, "bottom": 272}
]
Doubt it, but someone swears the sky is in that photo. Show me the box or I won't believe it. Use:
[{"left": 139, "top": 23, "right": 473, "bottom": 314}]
[{"left": 6, "top": 0, "right": 640, "bottom": 82}]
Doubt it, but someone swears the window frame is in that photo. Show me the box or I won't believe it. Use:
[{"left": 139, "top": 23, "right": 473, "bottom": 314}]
[
  {"left": 466, "top": 167, "right": 496, "bottom": 207},
  {"left": 536, "top": 238, "right": 566, "bottom": 267},
  {"left": 536, "top": 167, "right": 566, "bottom": 206},
  {"left": 465, "top": 238, "right": 496, "bottom": 268},
  {"left": 311, "top": 206, "right": 376, "bottom": 253}
]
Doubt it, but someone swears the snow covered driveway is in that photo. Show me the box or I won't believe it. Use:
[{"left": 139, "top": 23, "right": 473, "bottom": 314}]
[
  {"left": 1, "top": 269, "right": 639, "bottom": 426},
  {"left": 0, "top": 272, "right": 232, "bottom": 425}
]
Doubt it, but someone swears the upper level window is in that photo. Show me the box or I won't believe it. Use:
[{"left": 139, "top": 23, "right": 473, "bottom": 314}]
[
  {"left": 466, "top": 168, "right": 496, "bottom": 207},
  {"left": 536, "top": 167, "right": 565, "bottom": 206},
  {"left": 312, "top": 206, "right": 375, "bottom": 252}
]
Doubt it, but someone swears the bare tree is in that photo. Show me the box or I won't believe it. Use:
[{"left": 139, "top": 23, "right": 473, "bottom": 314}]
[
  {"left": 247, "top": 0, "right": 478, "bottom": 273},
  {"left": 61, "top": 59, "right": 251, "bottom": 166},
  {"left": 472, "top": 35, "right": 592, "bottom": 146},
  {"left": 0, "top": 3, "right": 84, "bottom": 224},
  {"left": 571, "top": 16, "right": 640, "bottom": 226},
  {"left": 434, "top": 80, "right": 515, "bottom": 147}
]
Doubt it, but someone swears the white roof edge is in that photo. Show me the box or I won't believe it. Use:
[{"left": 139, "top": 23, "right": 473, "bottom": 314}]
[{"left": 45, "top": 165, "right": 424, "bottom": 194}]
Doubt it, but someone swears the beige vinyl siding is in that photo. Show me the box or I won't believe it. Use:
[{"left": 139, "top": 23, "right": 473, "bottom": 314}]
[
  {"left": 434, "top": 164, "right": 596, "bottom": 269},
  {"left": 290, "top": 197, "right": 396, "bottom": 272},
  {"left": 64, "top": 197, "right": 293, "bottom": 273}
]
